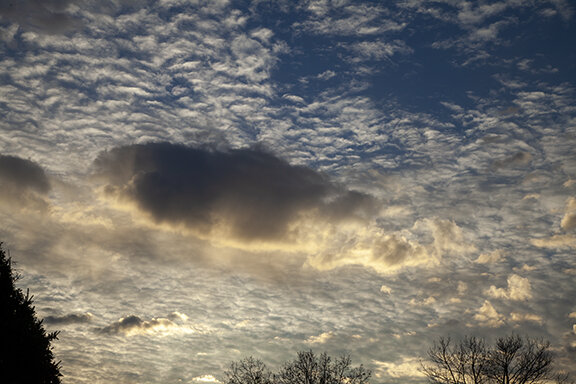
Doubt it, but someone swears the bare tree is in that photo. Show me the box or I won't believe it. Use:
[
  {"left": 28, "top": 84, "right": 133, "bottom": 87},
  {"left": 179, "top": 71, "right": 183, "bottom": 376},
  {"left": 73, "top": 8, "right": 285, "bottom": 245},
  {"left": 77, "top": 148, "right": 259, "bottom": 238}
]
[
  {"left": 422, "top": 335, "right": 571, "bottom": 384},
  {"left": 488, "top": 335, "right": 552, "bottom": 384},
  {"left": 225, "top": 351, "right": 370, "bottom": 384},
  {"left": 225, "top": 356, "right": 273, "bottom": 384},
  {"left": 422, "top": 336, "right": 489, "bottom": 384},
  {"left": 276, "top": 350, "right": 370, "bottom": 384}
]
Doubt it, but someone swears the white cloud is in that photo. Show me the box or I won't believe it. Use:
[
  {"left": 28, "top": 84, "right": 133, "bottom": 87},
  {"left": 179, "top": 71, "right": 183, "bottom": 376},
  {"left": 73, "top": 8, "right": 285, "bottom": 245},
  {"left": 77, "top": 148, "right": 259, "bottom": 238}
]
[
  {"left": 475, "top": 250, "right": 504, "bottom": 264},
  {"left": 341, "top": 40, "right": 413, "bottom": 62},
  {"left": 305, "top": 331, "right": 334, "bottom": 344},
  {"left": 510, "top": 312, "right": 543, "bottom": 324},
  {"left": 487, "top": 274, "right": 532, "bottom": 301},
  {"left": 532, "top": 234, "right": 576, "bottom": 249},
  {"left": 380, "top": 285, "right": 392, "bottom": 295},
  {"left": 372, "top": 357, "right": 426, "bottom": 379},
  {"left": 472, "top": 300, "right": 505, "bottom": 327},
  {"left": 191, "top": 375, "right": 221, "bottom": 384}
]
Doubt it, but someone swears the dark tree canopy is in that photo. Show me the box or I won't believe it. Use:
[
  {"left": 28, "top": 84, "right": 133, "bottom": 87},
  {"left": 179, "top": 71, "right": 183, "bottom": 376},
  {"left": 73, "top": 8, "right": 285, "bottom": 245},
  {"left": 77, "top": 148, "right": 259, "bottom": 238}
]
[
  {"left": 225, "top": 351, "right": 371, "bottom": 384},
  {"left": 0, "top": 244, "right": 62, "bottom": 384},
  {"left": 422, "top": 335, "right": 571, "bottom": 384}
]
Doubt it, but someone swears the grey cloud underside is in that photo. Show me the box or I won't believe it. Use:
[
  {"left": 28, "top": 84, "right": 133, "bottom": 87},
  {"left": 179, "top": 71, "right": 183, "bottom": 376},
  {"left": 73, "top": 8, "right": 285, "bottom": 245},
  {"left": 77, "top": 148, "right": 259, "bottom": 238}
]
[
  {"left": 44, "top": 312, "right": 93, "bottom": 325},
  {"left": 98, "top": 315, "right": 147, "bottom": 335},
  {"left": 0, "top": 154, "right": 51, "bottom": 210},
  {"left": 0, "top": 0, "right": 80, "bottom": 34},
  {"left": 94, "top": 143, "right": 375, "bottom": 241},
  {"left": 0, "top": 154, "right": 50, "bottom": 193}
]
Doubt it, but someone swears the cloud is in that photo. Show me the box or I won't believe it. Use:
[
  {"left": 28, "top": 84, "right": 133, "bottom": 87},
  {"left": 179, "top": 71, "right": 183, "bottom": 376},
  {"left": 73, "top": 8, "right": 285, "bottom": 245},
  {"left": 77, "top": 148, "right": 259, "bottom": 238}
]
[
  {"left": 472, "top": 300, "right": 505, "bottom": 328},
  {"left": 380, "top": 285, "right": 392, "bottom": 295},
  {"left": 94, "top": 142, "right": 375, "bottom": 243},
  {"left": 487, "top": 274, "right": 532, "bottom": 301},
  {"left": 492, "top": 151, "right": 533, "bottom": 169},
  {"left": 296, "top": 3, "right": 405, "bottom": 37},
  {"left": 191, "top": 375, "right": 221, "bottom": 384},
  {"left": 305, "top": 331, "right": 334, "bottom": 344},
  {"left": 531, "top": 234, "right": 576, "bottom": 249},
  {"left": 415, "top": 218, "right": 477, "bottom": 256},
  {"left": 372, "top": 357, "right": 426, "bottom": 379},
  {"left": 475, "top": 250, "right": 504, "bottom": 264},
  {"left": 0, "top": 155, "right": 51, "bottom": 211},
  {"left": 0, "top": 154, "right": 50, "bottom": 193},
  {"left": 306, "top": 217, "right": 476, "bottom": 275},
  {"left": 306, "top": 229, "right": 433, "bottom": 275},
  {"left": 509, "top": 312, "right": 543, "bottom": 325},
  {"left": 44, "top": 312, "right": 93, "bottom": 325},
  {"left": 561, "top": 197, "right": 576, "bottom": 231},
  {"left": 0, "top": 0, "right": 81, "bottom": 34},
  {"left": 341, "top": 40, "right": 413, "bottom": 63},
  {"left": 98, "top": 312, "right": 201, "bottom": 337}
]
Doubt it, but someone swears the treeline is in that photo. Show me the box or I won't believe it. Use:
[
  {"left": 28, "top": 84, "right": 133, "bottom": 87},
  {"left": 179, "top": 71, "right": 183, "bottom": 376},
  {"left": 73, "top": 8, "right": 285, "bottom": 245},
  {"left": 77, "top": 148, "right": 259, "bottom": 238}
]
[
  {"left": 225, "top": 351, "right": 370, "bottom": 384},
  {"left": 226, "top": 334, "right": 571, "bottom": 384}
]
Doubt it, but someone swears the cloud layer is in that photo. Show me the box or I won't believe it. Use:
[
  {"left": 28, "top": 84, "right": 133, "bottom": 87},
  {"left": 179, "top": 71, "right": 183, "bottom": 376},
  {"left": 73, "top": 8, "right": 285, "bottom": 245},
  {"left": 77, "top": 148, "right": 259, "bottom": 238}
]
[{"left": 0, "top": 1, "right": 575, "bottom": 383}]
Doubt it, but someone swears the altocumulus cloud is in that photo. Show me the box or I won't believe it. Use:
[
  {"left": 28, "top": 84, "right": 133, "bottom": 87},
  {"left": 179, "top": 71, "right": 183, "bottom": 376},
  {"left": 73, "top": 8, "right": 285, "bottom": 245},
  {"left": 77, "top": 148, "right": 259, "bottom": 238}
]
[{"left": 93, "top": 142, "right": 375, "bottom": 244}]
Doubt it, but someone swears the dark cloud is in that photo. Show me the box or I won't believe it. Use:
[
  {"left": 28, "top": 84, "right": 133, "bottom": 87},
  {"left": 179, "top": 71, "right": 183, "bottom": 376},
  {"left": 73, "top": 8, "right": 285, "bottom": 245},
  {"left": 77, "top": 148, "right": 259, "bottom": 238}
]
[
  {"left": 0, "top": 0, "right": 80, "bottom": 34},
  {"left": 492, "top": 151, "right": 533, "bottom": 169},
  {"left": 94, "top": 143, "right": 375, "bottom": 241},
  {"left": 0, "top": 155, "right": 51, "bottom": 211},
  {"left": 0, "top": 155, "right": 50, "bottom": 193},
  {"left": 44, "top": 312, "right": 93, "bottom": 325},
  {"left": 98, "top": 313, "right": 188, "bottom": 336},
  {"left": 99, "top": 315, "right": 144, "bottom": 335}
]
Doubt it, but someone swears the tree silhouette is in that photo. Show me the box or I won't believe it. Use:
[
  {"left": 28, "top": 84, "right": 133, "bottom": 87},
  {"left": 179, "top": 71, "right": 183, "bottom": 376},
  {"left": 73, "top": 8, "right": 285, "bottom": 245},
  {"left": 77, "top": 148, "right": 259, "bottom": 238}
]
[
  {"left": 0, "top": 244, "right": 62, "bottom": 384},
  {"left": 226, "top": 356, "right": 273, "bottom": 384},
  {"left": 422, "top": 335, "right": 571, "bottom": 384},
  {"left": 225, "top": 350, "right": 370, "bottom": 384}
]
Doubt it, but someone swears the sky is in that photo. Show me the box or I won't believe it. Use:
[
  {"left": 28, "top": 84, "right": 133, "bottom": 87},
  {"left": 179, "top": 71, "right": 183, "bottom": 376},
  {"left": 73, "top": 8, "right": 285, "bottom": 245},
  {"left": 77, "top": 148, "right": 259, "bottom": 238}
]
[{"left": 0, "top": 0, "right": 575, "bottom": 383}]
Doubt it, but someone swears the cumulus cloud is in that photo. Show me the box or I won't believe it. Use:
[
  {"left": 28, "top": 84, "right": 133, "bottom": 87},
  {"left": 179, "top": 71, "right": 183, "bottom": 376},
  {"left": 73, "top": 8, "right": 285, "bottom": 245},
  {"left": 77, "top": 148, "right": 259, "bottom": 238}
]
[
  {"left": 473, "top": 300, "right": 505, "bottom": 328},
  {"left": 0, "top": 155, "right": 51, "bottom": 211},
  {"left": 487, "top": 274, "right": 532, "bottom": 301},
  {"left": 94, "top": 143, "right": 376, "bottom": 243},
  {"left": 475, "top": 249, "right": 504, "bottom": 264},
  {"left": 44, "top": 312, "right": 93, "bottom": 325},
  {"left": 305, "top": 331, "right": 334, "bottom": 344}
]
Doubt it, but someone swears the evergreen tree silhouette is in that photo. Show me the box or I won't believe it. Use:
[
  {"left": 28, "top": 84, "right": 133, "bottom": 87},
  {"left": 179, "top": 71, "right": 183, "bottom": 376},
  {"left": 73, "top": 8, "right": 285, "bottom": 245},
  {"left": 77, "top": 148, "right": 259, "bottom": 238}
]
[{"left": 0, "top": 244, "right": 62, "bottom": 384}]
